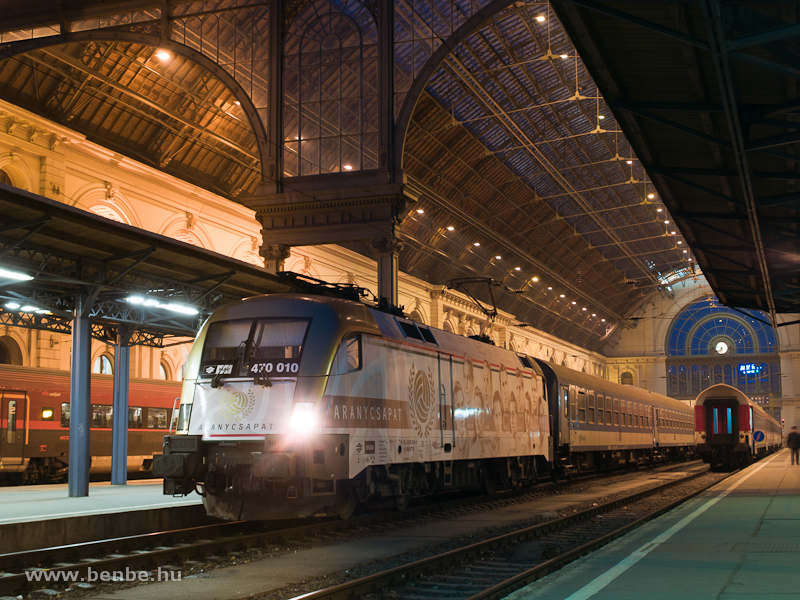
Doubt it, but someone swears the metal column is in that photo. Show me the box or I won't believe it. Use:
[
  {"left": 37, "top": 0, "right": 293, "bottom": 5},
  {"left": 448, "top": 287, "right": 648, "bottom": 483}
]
[
  {"left": 111, "top": 328, "right": 132, "bottom": 485},
  {"left": 68, "top": 292, "right": 92, "bottom": 497}
]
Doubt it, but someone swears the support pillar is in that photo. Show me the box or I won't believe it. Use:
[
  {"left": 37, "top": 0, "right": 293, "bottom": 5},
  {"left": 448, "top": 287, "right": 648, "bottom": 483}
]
[
  {"left": 111, "top": 328, "right": 133, "bottom": 485},
  {"left": 68, "top": 293, "right": 92, "bottom": 497},
  {"left": 260, "top": 244, "right": 291, "bottom": 273},
  {"left": 371, "top": 237, "right": 403, "bottom": 306}
]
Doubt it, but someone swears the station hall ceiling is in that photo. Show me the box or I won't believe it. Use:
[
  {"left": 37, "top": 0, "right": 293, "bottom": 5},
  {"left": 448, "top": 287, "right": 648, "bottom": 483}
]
[{"left": 2, "top": 0, "right": 793, "bottom": 350}]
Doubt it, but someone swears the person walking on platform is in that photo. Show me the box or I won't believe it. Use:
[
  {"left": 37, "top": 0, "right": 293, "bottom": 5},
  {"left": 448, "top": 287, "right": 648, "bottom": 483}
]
[{"left": 787, "top": 426, "right": 800, "bottom": 465}]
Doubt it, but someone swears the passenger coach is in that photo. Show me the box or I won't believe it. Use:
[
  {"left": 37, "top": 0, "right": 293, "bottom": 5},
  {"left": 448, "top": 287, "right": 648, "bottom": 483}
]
[
  {"left": 537, "top": 362, "right": 695, "bottom": 475},
  {"left": 695, "top": 383, "right": 781, "bottom": 468}
]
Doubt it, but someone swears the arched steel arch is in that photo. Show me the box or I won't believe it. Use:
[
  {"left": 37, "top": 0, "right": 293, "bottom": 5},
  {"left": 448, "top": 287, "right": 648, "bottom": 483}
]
[
  {"left": 392, "top": 0, "right": 517, "bottom": 173},
  {"left": 1, "top": 32, "right": 270, "bottom": 182}
]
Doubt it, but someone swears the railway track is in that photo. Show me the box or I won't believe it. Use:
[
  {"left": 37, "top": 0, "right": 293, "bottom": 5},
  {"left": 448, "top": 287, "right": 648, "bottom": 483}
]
[
  {"left": 0, "top": 460, "right": 703, "bottom": 596},
  {"left": 270, "top": 465, "right": 729, "bottom": 600}
]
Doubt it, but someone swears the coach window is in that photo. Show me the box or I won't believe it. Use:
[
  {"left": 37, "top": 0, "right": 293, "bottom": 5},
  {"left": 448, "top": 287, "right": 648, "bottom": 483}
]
[
  {"left": 626, "top": 401, "right": 633, "bottom": 426},
  {"left": 613, "top": 398, "right": 620, "bottom": 425},
  {"left": 128, "top": 407, "right": 143, "bottom": 429},
  {"left": 605, "top": 397, "right": 612, "bottom": 425},
  {"left": 332, "top": 335, "right": 362, "bottom": 375},
  {"left": 568, "top": 388, "right": 576, "bottom": 421},
  {"left": 61, "top": 403, "right": 70, "bottom": 427},
  {"left": 620, "top": 401, "right": 626, "bottom": 426},
  {"left": 147, "top": 408, "right": 168, "bottom": 429},
  {"left": 587, "top": 392, "right": 595, "bottom": 424},
  {"left": 577, "top": 391, "right": 586, "bottom": 423},
  {"left": 91, "top": 404, "right": 112, "bottom": 428}
]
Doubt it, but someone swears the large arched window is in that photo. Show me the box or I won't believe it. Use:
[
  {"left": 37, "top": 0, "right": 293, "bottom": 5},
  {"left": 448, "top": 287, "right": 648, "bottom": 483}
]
[
  {"left": 284, "top": 0, "right": 378, "bottom": 176},
  {"left": 665, "top": 297, "right": 780, "bottom": 400},
  {"left": 666, "top": 298, "right": 777, "bottom": 356}
]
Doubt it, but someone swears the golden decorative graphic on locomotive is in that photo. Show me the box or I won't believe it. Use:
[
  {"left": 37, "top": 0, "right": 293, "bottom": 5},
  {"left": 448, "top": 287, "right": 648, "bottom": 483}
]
[
  {"left": 218, "top": 388, "right": 257, "bottom": 421},
  {"left": 408, "top": 364, "right": 436, "bottom": 437}
]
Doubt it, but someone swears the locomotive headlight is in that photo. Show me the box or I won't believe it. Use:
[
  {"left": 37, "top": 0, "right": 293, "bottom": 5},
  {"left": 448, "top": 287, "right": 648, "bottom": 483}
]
[{"left": 289, "top": 402, "right": 317, "bottom": 434}]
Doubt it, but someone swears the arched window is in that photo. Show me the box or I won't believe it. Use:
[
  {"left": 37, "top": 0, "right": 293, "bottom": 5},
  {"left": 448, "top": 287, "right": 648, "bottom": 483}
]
[
  {"left": 159, "top": 362, "right": 171, "bottom": 380},
  {"left": 93, "top": 355, "right": 113, "bottom": 375},
  {"left": 0, "top": 170, "right": 11, "bottom": 186},
  {"left": 89, "top": 204, "right": 126, "bottom": 224},
  {"left": 620, "top": 372, "right": 633, "bottom": 385},
  {"left": 284, "top": 0, "right": 378, "bottom": 176},
  {"left": 408, "top": 310, "right": 424, "bottom": 324},
  {"left": 0, "top": 335, "right": 23, "bottom": 365},
  {"left": 666, "top": 296, "right": 780, "bottom": 399},
  {"left": 666, "top": 298, "right": 776, "bottom": 356}
]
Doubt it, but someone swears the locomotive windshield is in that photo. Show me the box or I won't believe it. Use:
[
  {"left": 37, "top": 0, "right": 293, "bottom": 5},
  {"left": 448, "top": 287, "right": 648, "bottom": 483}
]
[{"left": 199, "top": 318, "right": 310, "bottom": 378}]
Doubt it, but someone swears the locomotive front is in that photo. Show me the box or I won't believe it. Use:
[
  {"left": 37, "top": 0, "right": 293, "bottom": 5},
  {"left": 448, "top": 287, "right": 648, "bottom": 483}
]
[{"left": 154, "top": 294, "right": 380, "bottom": 520}]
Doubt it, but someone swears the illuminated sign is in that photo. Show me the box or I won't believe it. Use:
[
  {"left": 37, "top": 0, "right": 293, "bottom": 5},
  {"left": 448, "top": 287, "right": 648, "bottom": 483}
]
[{"left": 739, "top": 363, "right": 762, "bottom": 375}]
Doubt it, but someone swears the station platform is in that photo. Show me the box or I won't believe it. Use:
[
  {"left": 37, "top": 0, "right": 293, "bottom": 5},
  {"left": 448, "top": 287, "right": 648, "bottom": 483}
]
[
  {"left": 508, "top": 448, "right": 800, "bottom": 600},
  {"left": 0, "top": 480, "right": 205, "bottom": 552}
]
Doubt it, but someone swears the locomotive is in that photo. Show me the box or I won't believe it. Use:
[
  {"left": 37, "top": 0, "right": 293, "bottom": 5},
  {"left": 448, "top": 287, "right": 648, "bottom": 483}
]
[
  {"left": 0, "top": 364, "right": 181, "bottom": 483},
  {"left": 695, "top": 383, "right": 782, "bottom": 469},
  {"left": 154, "top": 293, "right": 695, "bottom": 521}
]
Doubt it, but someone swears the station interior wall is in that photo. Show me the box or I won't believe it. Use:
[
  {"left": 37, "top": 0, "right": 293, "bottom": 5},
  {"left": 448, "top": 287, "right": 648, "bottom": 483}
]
[
  {"left": 0, "top": 99, "right": 605, "bottom": 382},
  {"left": 2, "top": 98, "right": 799, "bottom": 433}
]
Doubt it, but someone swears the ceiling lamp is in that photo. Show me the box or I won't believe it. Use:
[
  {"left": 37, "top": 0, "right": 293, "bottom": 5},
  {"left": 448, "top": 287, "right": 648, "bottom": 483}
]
[
  {"left": 536, "top": 15, "right": 546, "bottom": 22},
  {"left": 0, "top": 267, "right": 33, "bottom": 281},
  {"left": 447, "top": 226, "right": 454, "bottom": 231},
  {"left": 155, "top": 49, "right": 171, "bottom": 61}
]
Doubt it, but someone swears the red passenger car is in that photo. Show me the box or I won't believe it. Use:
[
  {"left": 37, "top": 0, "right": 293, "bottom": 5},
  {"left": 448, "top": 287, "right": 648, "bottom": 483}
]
[
  {"left": 0, "top": 364, "right": 181, "bottom": 483},
  {"left": 694, "top": 383, "right": 781, "bottom": 469}
]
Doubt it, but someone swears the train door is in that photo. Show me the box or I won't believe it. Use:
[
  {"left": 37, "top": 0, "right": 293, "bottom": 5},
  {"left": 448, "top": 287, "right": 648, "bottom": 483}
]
[
  {"left": 708, "top": 403, "right": 737, "bottom": 443},
  {"left": 1, "top": 391, "right": 27, "bottom": 465},
  {"left": 438, "top": 354, "right": 454, "bottom": 453}
]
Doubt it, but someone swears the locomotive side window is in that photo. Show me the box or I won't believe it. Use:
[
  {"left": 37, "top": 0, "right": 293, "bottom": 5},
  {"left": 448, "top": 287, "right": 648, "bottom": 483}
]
[
  {"left": 398, "top": 320, "right": 423, "bottom": 341},
  {"left": 332, "top": 335, "right": 362, "bottom": 375},
  {"left": 418, "top": 327, "right": 437, "bottom": 344},
  {"left": 129, "top": 407, "right": 143, "bottom": 428},
  {"left": 577, "top": 391, "right": 586, "bottom": 423},
  {"left": 61, "top": 402, "right": 70, "bottom": 427}
]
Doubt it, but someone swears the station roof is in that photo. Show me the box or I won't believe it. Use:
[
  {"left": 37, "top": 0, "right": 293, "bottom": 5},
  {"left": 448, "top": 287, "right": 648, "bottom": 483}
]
[
  {"left": 553, "top": 0, "right": 800, "bottom": 328},
  {"left": 0, "top": 184, "right": 290, "bottom": 344},
  {"left": 1, "top": 0, "right": 794, "bottom": 350}
]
